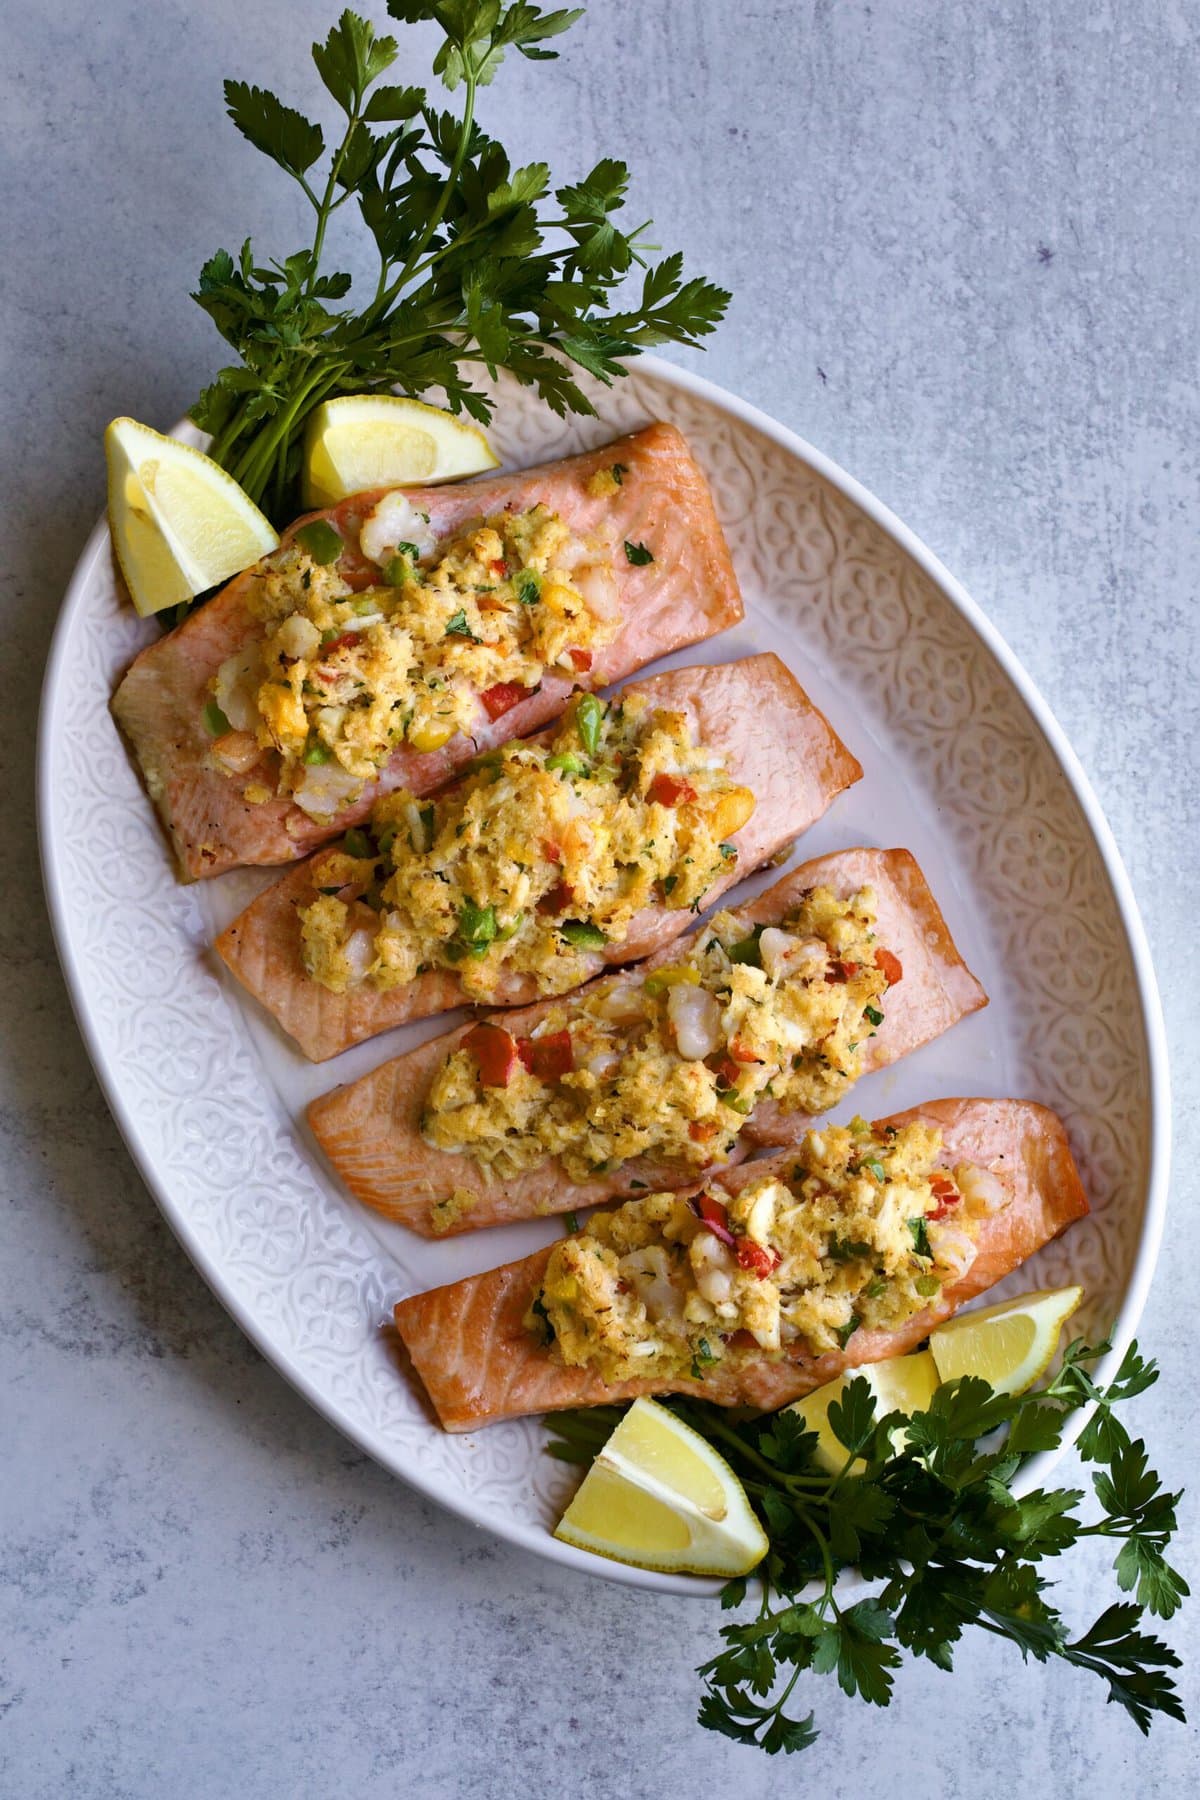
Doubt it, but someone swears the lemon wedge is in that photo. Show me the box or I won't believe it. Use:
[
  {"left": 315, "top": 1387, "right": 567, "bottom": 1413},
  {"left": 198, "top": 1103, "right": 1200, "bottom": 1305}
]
[
  {"left": 930, "top": 1286, "right": 1084, "bottom": 1397},
  {"left": 105, "top": 418, "right": 279, "bottom": 617},
  {"left": 301, "top": 395, "right": 499, "bottom": 507},
  {"left": 785, "top": 1352, "right": 940, "bottom": 1476},
  {"left": 553, "top": 1397, "right": 768, "bottom": 1576}
]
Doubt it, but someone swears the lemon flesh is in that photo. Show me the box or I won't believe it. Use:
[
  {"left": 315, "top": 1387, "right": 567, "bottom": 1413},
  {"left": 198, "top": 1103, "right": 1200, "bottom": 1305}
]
[
  {"left": 106, "top": 418, "right": 279, "bottom": 617},
  {"left": 785, "top": 1351, "right": 940, "bottom": 1476},
  {"left": 553, "top": 1397, "right": 768, "bottom": 1576},
  {"left": 301, "top": 395, "right": 499, "bottom": 507},
  {"left": 930, "top": 1286, "right": 1083, "bottom": 1397}
]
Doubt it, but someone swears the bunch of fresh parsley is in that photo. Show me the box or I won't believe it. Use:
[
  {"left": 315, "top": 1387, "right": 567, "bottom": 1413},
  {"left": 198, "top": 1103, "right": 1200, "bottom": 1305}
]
[
  {"left": 547, "top": 1335, "right": 1187, "bottom": 1756},
  {"left": 189, "top": 2, "right": 730, "bottom": 521}
]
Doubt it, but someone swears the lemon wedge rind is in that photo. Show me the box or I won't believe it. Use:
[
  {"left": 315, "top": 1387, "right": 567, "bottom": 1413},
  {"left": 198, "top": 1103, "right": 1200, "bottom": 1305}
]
[
  {"left": 553, "top": 1397, "right": 768, "bottom": 1577},
  {"left": 301, "top": 394, "right": 499, "bottom": 508},
  {"left": 105, "top": 417, "right": 279, "bottom": 617},
  {"left": 930, "top": 1286, "right": 1084, "bottom": 1398}
]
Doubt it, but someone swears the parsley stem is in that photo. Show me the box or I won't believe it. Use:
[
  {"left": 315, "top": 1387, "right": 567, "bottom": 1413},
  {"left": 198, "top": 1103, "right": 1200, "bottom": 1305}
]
[
  {"left": 307, "top": 108, "right": 364, "bottom": 298},
  {"left": 375, "top": 74, "right": 478, "bottom": 319},
  {"left": 372, "top": 248, "right": 393, "bottom": 312},
  {"left": 773, "top": 1659, "right": 806, "bottom": 1713},
  {"left": 206, "top": 345, "right": 287, "bottom": 470},
  {"left": 688, "top": 1410, "right": 831, "bottom": 1491},
  {"left": 206, "top": 405, "right": 248, "bottom": 473},
  {"left": 233, "top": 359, "right": 348, "bottom": 504},
  {"left": 338, "top": 310, "right": 466, "bottom": 362},
  {"left": 798, "top": 1506, "right": 836, "bottom": 1600},
  {"left": 395, "top": 202, "right": 594, "bottom": 296}
]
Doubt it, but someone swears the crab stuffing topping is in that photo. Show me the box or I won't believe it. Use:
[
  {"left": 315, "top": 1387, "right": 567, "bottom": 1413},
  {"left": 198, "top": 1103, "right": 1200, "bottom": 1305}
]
[
  {"left": 296, "top": 691, "right": 756, "bottom": 999},
  {"left": 528, "top": 1120, "right": 1008, "bottom": 1383},
  {"left": 206, "top": 504, "right": 617, "bottom": 817},
  {"left": 420, "top": 884, "right": 901, "bottom": 1183}
]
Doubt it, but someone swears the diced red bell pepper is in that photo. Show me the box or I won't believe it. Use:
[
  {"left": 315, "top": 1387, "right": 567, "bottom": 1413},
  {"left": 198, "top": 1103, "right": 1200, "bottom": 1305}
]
[
  {"left": 688, "top": 1119, "right": 720, "bottom": 1144},
  {"left": 646, "top": 772, "right": 698, "bottom": 807},
  {"left": 480, "top": 681, "right": 527, "bottom": 720},
  {"left": 736, "top": 1239, "right": 780, "bottom": 1279},
  {"left": 541, "top": 838, "right": 563, "bottom": 864},
  {"left": 709, "top": 1054, "right": 743, "bottom": 1090},
  {"left": 693, "top": 1192, "right": 735, "bottom": 1248},
  {"left": 538, "top": 879, "right": 574, "bottom": 915},
  {"left": 728, "top": 1328, "right": 758, "bottom": 1351},
  {"left": 929, "top": 1174, "right": 961, "bottom": 1220},
  {"left": 824, "top": 958, "right": 860, "bottom": 984},
  {"left": 516, "top": 1029, "right": 574, "bottom": 1082},
  {"left": 463, "top": 1022, "right": 521, "bottom": 1087},
  {"left": 489, "top": 558, "right": 509, "bottom": 580},
  {"left": 727, "top": 1034, "right": 763, "bottom": 1065},
  {"left": 874, "top": 947, "right": 904, "bottom": 986},
  {"left": 319, "top": 632, "right": 358, "bottom": 661},
  {"left": 566, "top": 647, "right": 593, "bottom": 672}
]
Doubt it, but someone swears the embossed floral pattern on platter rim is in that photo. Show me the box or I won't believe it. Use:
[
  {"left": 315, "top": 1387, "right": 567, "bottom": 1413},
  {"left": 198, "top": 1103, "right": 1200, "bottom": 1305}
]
[{"left": 38, "top": 356, "right": 1169, "bottom": 1596}]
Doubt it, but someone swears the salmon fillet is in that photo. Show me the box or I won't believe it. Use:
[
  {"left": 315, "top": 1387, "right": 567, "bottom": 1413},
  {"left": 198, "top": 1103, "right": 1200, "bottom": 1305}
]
[
  {"left": 216, "top": 653, "right": 862, "bottom": 1060},
  {"left": 393, "top": 1097, "right": 1089, "bottom": 1432},
  {"left": 307, "top": 847, "right": 987, "bottom": 1234},
  {"left": 111, "top": 423, "right": 744, "bottom": 880}
]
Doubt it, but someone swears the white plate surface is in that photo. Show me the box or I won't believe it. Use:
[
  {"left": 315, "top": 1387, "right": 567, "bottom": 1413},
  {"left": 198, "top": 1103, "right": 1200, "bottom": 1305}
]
[{"left": 39, "top": 358, "right": 1170, "bottom": 1594}]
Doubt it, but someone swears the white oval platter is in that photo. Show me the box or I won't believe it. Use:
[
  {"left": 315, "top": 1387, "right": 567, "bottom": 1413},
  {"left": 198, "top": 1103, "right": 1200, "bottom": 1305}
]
[{"left": 38, "top": 357, "right": 1170, "bottom": 1595}]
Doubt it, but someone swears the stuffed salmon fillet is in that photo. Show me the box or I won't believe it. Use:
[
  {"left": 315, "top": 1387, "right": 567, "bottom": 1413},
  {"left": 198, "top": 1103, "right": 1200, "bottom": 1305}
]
[
  {"left": 393, "top": 1098, "right": 1089, "bottom": 1432},
  {"left": 216, "top": 653, "right": 862, "bottom": 1060},
  {"left": 307, "top": 846, "right": 987, "bottom": 1234},
  {"left": 112, "top": 422, "right": 743, "bottom": 880}
]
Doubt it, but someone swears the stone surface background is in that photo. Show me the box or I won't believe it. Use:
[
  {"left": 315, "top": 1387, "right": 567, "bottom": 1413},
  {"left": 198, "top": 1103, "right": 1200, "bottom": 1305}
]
[{"left": 3, "top": 2, "right": 1197, "bottom": 1794}]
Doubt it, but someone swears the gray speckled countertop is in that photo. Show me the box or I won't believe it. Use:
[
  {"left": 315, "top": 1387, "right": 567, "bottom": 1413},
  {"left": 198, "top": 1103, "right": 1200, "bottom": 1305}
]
[{"left": 3, "top": 2, "right": 1198, "bottom": 1794}]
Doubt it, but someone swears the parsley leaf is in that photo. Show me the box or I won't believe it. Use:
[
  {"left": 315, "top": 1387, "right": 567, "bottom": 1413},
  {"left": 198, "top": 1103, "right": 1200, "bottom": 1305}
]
[
  {"left": 544, "top": 1336, "right": 1187, "bottom": 1759},
  {"left": 826, "top": 1375, "right": 875, "bottom": 1456},
  {"left": 189, "top": 5, "right": 730, "bottom": 523},
  {"left": 826, "top": 1236, "right": 872, "bottom": 1264},
  {"left": 1063, "top": 1605, "right": 1186, "bottom": 1734},
  {"left": 624, "top": 539, "right": 655, "bottom": 565},
  {"left": 224, "top": 81, "right": 325, "bottom": 179},
  {"left": 818, "top": 1600, "right": 901, "bottom": 1704},
  {"left": 443, "top": 607, "right": 480, "bottom": 640}
]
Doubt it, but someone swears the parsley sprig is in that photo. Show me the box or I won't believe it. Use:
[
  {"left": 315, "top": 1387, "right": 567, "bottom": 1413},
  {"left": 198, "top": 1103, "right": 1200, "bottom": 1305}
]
[
  {"left": 546, "top": 1335, "right": 1187, "bottom": 1756},
  {"left": 190, "top": 3, "right": 730, "bottom": 520}
]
